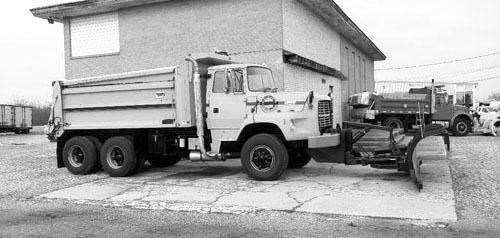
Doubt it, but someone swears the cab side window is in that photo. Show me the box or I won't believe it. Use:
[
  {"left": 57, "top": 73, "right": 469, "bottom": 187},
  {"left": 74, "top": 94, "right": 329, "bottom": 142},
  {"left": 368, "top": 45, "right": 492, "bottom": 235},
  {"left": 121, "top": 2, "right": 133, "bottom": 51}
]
[
  {"left": 230, "top": 69, "right": 244, "bottom": 93},
  {"left": 213, "top": 70, "right": 244, "bottom": 93},
  {"left": 213, "top": 71, "right": 225, "bottom": 93}
]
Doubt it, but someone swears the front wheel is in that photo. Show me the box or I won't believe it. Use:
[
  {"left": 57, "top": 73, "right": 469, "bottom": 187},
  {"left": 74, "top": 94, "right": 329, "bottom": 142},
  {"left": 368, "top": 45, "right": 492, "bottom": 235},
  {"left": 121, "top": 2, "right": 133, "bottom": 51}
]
[
  {"left": 383, "top": 117, "right": 404, "bottom": 129},
  {"left": 241, "top": 134, "right": 289, "bottom": 181},
  {"left": 287, "top": 148, "right": 311, "bottom": 169},
  {"left": 451, "top": 118, "right": 470, "bottom": 136}
]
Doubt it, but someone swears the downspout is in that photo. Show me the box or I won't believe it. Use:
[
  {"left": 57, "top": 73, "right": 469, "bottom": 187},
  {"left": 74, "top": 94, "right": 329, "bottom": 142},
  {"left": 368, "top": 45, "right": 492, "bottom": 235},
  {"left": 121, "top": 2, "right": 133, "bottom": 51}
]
[{"left": 185, "top": 55, "right": 220, "bottom": 161}]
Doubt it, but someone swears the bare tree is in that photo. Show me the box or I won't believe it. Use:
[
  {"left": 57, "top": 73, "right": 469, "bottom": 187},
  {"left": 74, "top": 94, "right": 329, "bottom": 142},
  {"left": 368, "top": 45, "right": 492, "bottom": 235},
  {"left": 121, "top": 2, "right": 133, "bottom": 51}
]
[
  {"left": 488, "top": 91, "right": 500, "bottom": 101},
  {"left": 9, "top": 96, "right": 52, "bottom": 126}
]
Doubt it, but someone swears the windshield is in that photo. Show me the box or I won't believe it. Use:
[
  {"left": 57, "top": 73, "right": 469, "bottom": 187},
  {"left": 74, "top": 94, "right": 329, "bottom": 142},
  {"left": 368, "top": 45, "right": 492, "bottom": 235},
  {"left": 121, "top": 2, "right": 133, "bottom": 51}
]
[{"left": 247, "top": 67, "right": 276, "bottom": 92}]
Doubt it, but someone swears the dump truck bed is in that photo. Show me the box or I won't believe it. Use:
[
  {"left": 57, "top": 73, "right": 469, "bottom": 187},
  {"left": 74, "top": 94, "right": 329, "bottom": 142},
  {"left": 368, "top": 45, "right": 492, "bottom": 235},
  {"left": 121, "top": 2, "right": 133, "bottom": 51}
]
[{"left": 52, "top": 66, "right": 195, "bottom": 131}]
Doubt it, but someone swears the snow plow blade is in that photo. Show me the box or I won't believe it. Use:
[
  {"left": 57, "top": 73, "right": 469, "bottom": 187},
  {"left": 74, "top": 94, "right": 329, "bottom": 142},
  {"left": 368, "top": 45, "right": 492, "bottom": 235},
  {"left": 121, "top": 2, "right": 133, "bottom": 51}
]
[
  {"left": 404, "top": 124, "right": 449, "bottom": 190},
  {"left": 307, "top": 122, "right": 450, "bottom": 191}
]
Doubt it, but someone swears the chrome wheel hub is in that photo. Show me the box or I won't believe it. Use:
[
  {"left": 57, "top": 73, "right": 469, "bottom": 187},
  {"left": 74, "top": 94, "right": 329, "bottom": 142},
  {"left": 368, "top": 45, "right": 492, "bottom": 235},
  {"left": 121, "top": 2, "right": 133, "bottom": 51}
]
[
  {"left": 68, "top": 145, "right": 85, "bottom": 168},
  {"left": 106, "top": 146, "right": 125, "bottom": 169},
  {"left": 250, "top": 145, "right": 275, "bottom": 172}
]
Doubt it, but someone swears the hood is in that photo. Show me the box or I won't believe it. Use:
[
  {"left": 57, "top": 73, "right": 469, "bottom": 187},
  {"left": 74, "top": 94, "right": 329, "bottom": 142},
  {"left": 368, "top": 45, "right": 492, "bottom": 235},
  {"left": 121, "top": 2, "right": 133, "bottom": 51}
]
[
  {"left": 453, "top": 105, "right": 470, "bottom": 112},
  {"left": 250, "top": 92, "right": 330, "bottom": 113}
]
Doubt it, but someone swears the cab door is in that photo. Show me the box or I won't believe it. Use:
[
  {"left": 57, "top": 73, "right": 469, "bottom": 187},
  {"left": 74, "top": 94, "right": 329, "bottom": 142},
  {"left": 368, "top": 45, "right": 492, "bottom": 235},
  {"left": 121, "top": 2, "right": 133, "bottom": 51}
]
[
  {"left": 432, "top": 95, "right": 453, "bottom": 121},
  {"left": 207, "top": 69, "right": 247, "bottom": 130}
]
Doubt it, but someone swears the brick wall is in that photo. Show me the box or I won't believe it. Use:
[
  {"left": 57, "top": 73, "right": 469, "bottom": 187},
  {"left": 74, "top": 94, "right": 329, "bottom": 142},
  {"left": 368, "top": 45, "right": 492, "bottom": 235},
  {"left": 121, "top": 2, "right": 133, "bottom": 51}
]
[
  {"left": 340, "top": 35, "right": 375, "bottom": 120},
  {"left": 64, "top": 0, "right": 283, "bottom": 81},
  {"left": 339, "top": 35, "right": 375, "bottom": 94},
  {"left": 61, "top": 0, "right": 376, "bottom": 123},
  {"left": 282, "top": 0, "right": 341, "bottom": 69},
  {"left": 282, "top": 0, "right": 343, "bottom": 123},
  {"left": 283, "top": 64, "right": 343, "bottom": 127}
]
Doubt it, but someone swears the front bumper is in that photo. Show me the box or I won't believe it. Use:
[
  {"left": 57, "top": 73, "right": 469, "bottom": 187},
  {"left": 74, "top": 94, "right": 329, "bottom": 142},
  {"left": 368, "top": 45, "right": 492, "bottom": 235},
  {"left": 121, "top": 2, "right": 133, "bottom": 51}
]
[
  {"left": 349, "top": 108, "right": 376, "bottom": 120},
  {"left": 308, "top": 133, "right": 340, "bottom": 148}
]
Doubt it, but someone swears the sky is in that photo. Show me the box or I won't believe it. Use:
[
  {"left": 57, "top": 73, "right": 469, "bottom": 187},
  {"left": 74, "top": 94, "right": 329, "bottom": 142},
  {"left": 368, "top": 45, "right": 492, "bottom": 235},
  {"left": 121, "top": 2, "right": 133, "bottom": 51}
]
[{"left": 1, "top": 0, "right": 500, "bottom": 104}]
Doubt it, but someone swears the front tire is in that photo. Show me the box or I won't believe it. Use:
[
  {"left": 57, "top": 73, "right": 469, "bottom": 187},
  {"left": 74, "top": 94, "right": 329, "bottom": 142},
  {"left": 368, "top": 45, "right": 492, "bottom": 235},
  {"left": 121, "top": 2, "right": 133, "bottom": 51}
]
[
  {"left": 62, "top": 136, "right": 98, "bottom": 175},
  {"left": 451, "top": 118, "right": 470, "bottom": 136},
  {"left": 241, "top": 134, "right": 289, "bottom": 181},
  {"left": 383, "top": 117, "right": 404, "bottom": 129},
  {"left": 100, "top": 136, "right": 137, "bottom": 177},
  {"left": 287, "top": 148, "right": 311, "bottom": 169}
]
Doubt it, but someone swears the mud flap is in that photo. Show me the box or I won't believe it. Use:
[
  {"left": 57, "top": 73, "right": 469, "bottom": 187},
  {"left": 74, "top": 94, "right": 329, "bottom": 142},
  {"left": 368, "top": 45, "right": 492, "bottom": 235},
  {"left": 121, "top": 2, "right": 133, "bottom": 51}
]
[{"left": 405, "top": 124, "right": 448, "bottom": 191}]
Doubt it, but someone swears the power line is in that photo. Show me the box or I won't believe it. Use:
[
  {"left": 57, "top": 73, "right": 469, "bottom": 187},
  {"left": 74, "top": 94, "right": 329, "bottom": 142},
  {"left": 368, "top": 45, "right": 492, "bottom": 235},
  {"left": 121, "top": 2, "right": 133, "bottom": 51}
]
[
  {"left": 375, "top": 51, "right": 500, "bottom": 71},
  {"left": 388, "top": 64, "right": 500, "bottom": 81},
  {"left": 376, "top": 75, "right": 500, "bottom": 84},
  {"left": 464, "top": 75, "right": 500, "bottom": 83}
]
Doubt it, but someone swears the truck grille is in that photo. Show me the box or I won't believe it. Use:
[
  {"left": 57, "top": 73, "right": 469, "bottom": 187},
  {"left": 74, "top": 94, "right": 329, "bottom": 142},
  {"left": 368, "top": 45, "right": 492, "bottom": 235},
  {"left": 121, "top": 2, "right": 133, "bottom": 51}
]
[{"left": 318, "top": 100, "right": 333, "bottom": 130}]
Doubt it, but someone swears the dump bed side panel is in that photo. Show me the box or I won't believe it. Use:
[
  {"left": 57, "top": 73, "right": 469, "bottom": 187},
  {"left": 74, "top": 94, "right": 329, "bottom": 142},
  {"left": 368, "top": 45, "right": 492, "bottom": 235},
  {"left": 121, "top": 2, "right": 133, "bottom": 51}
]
[
  {"left": 378, "top": 99, "right": 432, "bottom": 115},
  {"left": 60, "top": 67, "right": 193, "bottom": 130}
]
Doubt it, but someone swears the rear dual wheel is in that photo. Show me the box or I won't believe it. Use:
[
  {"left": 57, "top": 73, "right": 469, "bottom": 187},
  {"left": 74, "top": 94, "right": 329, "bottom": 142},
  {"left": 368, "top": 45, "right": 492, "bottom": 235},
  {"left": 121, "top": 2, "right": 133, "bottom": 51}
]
[
  {"left": 100, "top": 136, "right": 137, "bottom": 177},
  {"left": 62, "top": 136, "right": 100, "bottom": 175}
]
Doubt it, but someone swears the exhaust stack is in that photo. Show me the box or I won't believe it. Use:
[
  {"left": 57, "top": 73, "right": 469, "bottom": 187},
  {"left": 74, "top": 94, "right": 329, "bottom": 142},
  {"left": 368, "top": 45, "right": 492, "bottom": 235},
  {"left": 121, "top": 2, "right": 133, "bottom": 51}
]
[{"left": 185, "top": 55, "right": 220, "bottom": 161}]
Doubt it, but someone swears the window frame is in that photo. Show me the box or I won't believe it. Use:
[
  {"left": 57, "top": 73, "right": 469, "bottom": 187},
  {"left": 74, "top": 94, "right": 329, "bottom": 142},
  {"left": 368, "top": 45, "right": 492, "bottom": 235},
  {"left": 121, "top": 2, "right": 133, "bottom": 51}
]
[
  {"left": 212, "top": 69, "right": 246, "bottom": 94},
  {"left": 247, "top": 66, "right": 276, "bottom": 92},
  {"left": 212, "top": 71, "right": 226, "bottom": 93},
  {"left": 69, "top": 12, "right": 120, "bottom": 59}
]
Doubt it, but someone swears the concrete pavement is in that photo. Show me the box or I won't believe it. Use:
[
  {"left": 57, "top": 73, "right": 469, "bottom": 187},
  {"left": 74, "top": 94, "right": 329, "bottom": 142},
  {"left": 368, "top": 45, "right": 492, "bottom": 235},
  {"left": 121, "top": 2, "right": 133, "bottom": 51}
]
[{"left": 38, "top": 136, "right": 455, "bottom": 222}]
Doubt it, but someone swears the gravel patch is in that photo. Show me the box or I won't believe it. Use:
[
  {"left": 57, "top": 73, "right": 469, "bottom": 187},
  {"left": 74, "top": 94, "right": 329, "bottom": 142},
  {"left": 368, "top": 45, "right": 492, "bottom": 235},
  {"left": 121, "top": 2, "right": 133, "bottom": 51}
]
[{"left": 448, "top": 134, "right": 500, "bottom": 221}]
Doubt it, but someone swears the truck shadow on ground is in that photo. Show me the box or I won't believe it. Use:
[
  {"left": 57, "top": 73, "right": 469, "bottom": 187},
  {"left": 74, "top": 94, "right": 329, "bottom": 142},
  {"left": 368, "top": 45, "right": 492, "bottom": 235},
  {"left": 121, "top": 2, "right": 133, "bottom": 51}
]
[{"left": 164, "top": 166, "right": 243, "bottom": 179}]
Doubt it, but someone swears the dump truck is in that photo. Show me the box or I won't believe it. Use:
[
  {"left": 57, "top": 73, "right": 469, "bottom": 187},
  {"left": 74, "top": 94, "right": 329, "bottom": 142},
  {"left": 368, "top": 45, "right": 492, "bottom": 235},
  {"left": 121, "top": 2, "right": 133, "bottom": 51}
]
[
  {"left": 46, "top": 53, "right": 449, "bottom": 190},
  {"left": 348, "top": 81, "right": 473, "bottom": 136},
  {"left": 0, "top": 105, "right": 33, "bottom": 134}
]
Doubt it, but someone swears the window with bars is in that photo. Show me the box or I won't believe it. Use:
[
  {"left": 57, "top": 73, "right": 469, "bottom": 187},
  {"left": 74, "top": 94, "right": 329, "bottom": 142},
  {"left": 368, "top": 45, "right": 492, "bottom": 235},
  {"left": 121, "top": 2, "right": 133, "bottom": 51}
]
[{"left": 69, "top": 12, "right": 119, "bottom": 57}]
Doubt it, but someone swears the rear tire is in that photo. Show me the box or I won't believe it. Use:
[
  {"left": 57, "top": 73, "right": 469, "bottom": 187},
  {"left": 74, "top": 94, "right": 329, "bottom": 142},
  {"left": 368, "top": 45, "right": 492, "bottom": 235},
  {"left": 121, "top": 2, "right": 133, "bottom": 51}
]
[
  {"left": 86, "top": 136, "right": 102, "bottom": 173},
  {"left": 62, "top": 136, "right": 98, "bottom": 175},
  {"left": 241, "top": 134, "right": 288, "bottom": 181},
  {"left": 287, "top": 148, "right": 311, "bottom": 169},
  {"left": 451, "top": 118, "right": 470, "bottom": 136},
  {"left": 100, "top": 136, "right": 137, "bottom": 177},
  {"left": 383, "top": 117, "right": 404, "bottom": 129}
]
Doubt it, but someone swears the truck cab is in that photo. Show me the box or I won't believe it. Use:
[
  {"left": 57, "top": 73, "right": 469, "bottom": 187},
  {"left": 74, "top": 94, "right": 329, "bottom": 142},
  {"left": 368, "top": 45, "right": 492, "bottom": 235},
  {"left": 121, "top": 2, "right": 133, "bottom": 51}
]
[
  {"left": 431, "top": 90, "right": 473, "bottom": 136},
  {"left": 206, "top": 64, "right": 334, "bottom": 154}
]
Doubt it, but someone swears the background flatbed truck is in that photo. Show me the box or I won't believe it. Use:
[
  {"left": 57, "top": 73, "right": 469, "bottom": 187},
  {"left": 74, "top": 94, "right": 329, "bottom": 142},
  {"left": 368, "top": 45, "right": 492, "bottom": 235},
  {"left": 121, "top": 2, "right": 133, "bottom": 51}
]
[{"left": 0, "top": 105, "right": 32, "bottom": 134}]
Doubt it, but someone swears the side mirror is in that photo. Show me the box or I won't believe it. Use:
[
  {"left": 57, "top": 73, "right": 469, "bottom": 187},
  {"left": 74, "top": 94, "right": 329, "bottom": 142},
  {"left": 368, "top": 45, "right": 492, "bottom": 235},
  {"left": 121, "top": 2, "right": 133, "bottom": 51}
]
[{"left": 307, "top": 91, "right": 314, "bottom": 108}]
